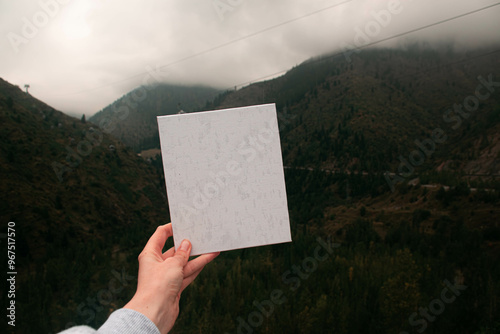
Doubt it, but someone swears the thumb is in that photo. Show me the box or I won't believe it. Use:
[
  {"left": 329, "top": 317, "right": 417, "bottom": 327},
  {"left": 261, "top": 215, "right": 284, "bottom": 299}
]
[{"left": 173, "top": 239, "right": 192, "bottom": 266}]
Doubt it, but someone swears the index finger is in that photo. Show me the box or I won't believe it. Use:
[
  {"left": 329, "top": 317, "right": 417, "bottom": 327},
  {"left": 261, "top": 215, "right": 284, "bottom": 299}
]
[
  {"left": 143, "top": 223, "right": 173, "bottom": 254},
  {"left": 184, "top": 252, "right": 220, "bottom": 277}
]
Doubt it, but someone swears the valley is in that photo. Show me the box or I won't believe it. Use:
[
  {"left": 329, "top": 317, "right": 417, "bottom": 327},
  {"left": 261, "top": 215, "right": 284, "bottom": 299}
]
[{"left": 1, "top": 45, "right": 499, "bottom": 333}]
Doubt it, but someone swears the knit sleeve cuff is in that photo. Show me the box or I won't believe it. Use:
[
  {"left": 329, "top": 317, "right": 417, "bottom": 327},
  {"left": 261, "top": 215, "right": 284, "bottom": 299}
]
[{"left": 98, "top": 308, "right": 160, "bottom": 334}]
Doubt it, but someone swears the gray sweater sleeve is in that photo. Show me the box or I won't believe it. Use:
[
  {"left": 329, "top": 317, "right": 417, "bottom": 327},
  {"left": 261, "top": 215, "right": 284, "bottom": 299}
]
[{"left": 58, "top": 309, "right": 160, "bottom": 334}]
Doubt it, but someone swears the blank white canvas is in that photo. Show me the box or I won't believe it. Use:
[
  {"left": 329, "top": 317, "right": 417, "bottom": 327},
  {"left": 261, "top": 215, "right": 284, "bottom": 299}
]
[{"left": 157, "top": 103, "right": 291, "bottom": 255}]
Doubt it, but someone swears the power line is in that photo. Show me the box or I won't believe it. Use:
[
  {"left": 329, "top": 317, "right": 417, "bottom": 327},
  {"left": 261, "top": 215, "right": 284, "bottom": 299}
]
[
  {"left": 61, "top": 0, "right": 354, "bottom": 96},
  {"left": 62, "top": 2, "right": 500, "bottom": 97},
  {"left": 231, "top": 2, "right": 500, "bottom": 89},
  {"left": 58, "top": 2, "right": 500, "bottom": 106}
]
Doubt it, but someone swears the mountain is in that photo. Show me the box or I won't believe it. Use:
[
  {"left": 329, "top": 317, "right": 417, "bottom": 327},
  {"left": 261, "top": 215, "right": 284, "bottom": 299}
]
[
  {"left": 209, "top": 46, "right": 500, "bottom": 178},
  {"left": 94, "top": 46, "right": 500, "bottom": 184},
  {"left": 89, "top": 84, "right": 221, "bottom": 151},
  {"left": 2, "top": 45, "right": 500, "bottom": 334},
  {"left": 0, "top": 78, "right": 169, "bottom": 333}
]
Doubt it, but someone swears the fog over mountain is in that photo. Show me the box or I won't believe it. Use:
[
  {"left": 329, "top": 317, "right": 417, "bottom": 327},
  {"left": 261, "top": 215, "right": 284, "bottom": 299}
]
[{"left": 1, "top": 0, "right": 499, "bottom": 117}]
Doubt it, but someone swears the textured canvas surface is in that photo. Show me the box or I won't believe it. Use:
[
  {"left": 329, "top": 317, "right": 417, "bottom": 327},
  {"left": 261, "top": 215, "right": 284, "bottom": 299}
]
[{"left": 157, "top": 103, "right": 291, "bottom": 255}]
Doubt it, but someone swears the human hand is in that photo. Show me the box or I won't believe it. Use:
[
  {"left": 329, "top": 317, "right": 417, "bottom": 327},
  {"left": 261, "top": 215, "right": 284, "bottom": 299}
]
[{"left": 124, "top": 223, "right": 219, "bottom": 334}]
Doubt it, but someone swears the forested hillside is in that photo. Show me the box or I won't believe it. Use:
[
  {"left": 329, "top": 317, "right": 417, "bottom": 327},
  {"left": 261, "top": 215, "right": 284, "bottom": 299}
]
[
  {"left": 0, "top": 78, "right": 169, "bottom": 333},
  {"left": 2, "top": 44, "right": 500, "bottom": 334},
  {"left": 210, "top": 46, "right": 500, "bottom": 179},
  {"left": 99, "top": 46, "right": 500, "bottom": 181}
]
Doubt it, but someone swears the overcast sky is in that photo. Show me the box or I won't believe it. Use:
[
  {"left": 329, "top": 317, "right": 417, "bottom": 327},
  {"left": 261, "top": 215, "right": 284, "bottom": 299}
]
[{"left": 1, "top": 0, "right": 499, "bottom": 117}]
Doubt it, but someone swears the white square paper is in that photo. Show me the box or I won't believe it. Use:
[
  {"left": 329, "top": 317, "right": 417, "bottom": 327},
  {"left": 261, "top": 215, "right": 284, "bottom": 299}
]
[{"left": 157, "top": 103, "right": 291, "bottom": 255}]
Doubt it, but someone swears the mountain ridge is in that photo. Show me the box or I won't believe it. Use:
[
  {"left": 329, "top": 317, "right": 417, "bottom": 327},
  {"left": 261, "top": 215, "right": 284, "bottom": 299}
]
[
  {"left": 89, "top": 84, "right": 221, "bottom": 151},
  {"left": 96, "top": 46, "right": 500, "bottom": 183}
]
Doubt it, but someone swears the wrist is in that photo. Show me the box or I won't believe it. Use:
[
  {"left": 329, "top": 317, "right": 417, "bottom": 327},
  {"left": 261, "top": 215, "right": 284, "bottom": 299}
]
[{"left": 124, "top": 294, "right": 177, "bottom": 334}]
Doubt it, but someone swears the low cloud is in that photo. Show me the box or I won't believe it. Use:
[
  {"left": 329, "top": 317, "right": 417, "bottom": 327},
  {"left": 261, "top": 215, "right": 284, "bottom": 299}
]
[{"left": 0, "top": 0, "right": 498, "bottom": 117}]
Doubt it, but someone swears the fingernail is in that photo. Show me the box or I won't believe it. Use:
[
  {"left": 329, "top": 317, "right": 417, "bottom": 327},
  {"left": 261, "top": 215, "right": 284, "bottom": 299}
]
[{"left": 179, "top": 239, "right": 190, "bottom": 251}]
